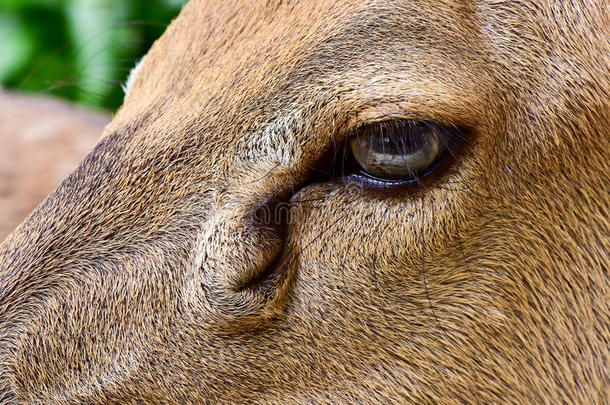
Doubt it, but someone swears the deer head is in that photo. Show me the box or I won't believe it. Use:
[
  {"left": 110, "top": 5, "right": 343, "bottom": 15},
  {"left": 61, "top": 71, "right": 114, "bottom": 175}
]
[{"left": 0, "top": 1, "right": 608, "bottom": 403}]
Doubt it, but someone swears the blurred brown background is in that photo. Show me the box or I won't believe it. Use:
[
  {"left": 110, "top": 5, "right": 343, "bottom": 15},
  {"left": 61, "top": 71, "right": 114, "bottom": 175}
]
[{"left": 0, "top": 91, "right": 109, "bottom": 241}]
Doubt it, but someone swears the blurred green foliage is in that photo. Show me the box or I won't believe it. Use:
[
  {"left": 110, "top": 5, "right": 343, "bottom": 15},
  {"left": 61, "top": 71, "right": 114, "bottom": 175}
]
[{"left": 0, "top": 0, "right": 188, "bottom": 111}]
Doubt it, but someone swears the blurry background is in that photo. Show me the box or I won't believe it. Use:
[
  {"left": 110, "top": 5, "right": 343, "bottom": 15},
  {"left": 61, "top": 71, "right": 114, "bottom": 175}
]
[
  {"left": 0, "top": 0, "right": 188, "bottom": 241},
  {"left": 1, "top": 0, "right": 188, "bottom": 112}
]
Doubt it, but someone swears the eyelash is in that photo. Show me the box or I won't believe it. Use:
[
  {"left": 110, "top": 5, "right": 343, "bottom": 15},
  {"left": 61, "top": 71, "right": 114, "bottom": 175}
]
[{"left": 309, "top": 119, "right": 466, "bottom": 189}]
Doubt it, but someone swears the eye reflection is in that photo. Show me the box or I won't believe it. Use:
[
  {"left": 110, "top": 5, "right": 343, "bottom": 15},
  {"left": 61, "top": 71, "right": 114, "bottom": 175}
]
[{"left": 349, "top": 120, "right": 447, "bottom": 181}]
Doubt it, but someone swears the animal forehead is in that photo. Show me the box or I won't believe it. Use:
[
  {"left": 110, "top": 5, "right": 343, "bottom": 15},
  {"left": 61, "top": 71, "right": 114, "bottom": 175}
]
[
  {"left": 112, "top": 0, "right": 602, "bottom": 160},
  {"left": 123, "top": 0, "right": 592, "bottom": 119},
  {"left": 151, "top": 0, "right": 479, "bottom": 77},
  {"left": 116, "top": 0, "right": 486, "bottom": 138}
]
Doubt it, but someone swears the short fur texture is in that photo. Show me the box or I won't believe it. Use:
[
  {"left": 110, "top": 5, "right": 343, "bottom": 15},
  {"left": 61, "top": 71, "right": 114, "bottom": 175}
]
[{"left": 0, "top": 1, "right": 608, "bottom": 403}]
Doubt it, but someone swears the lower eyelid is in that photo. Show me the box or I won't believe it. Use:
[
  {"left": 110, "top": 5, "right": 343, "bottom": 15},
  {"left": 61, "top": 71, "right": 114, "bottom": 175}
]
[{"left": 355, "top": 153, "right": 449, "bottom": 185}]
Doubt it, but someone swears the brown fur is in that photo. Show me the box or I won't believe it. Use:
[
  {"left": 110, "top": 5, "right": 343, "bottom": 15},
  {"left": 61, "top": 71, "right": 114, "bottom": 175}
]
[
  {"left": 0, "top": 1, "right": 608, "bottom": 403},
  {"left": 0, "top": 91, "right": 109, "bottom": 242}
]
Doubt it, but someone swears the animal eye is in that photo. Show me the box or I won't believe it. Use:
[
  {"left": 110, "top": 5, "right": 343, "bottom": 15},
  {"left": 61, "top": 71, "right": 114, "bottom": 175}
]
[{"left": 349, "top": 120, "right": 449, "bottom": 182}]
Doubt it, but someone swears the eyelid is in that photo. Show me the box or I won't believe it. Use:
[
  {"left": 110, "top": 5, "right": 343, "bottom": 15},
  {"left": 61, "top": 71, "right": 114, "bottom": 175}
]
[{"left": 351, "top": 102, "right": 478, "bottom": 131}]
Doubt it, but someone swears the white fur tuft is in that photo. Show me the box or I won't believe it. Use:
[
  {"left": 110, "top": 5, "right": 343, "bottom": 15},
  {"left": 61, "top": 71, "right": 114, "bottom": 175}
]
[{"left": 122, "top": 59, "right": 144, "bottom": 102}]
